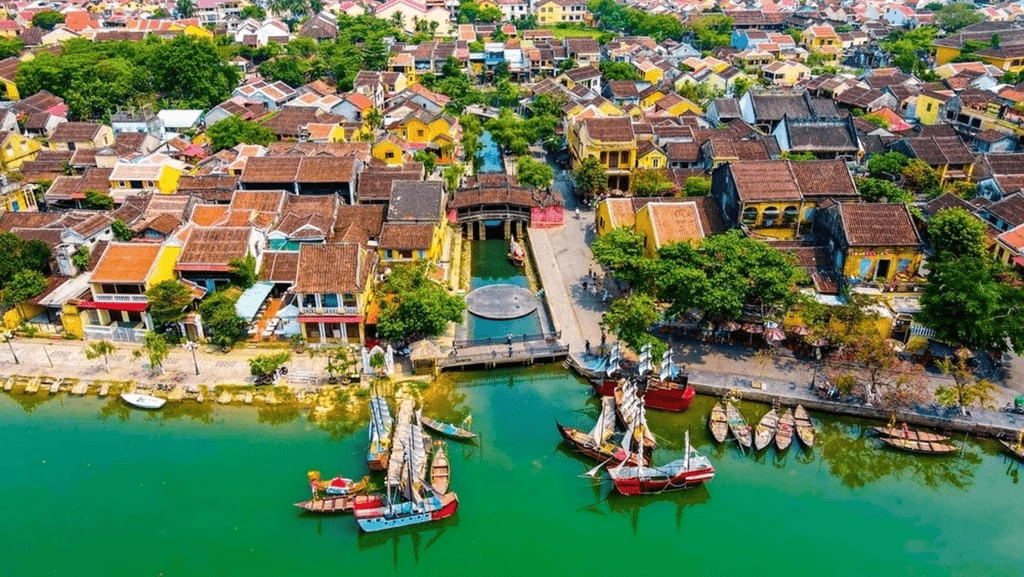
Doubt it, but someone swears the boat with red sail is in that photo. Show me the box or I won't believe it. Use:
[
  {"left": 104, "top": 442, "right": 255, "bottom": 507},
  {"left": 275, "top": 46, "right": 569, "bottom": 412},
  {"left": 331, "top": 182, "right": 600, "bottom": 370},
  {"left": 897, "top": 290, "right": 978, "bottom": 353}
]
[{"left": 609, "top": 431, "right": 716, "bottom": 495}]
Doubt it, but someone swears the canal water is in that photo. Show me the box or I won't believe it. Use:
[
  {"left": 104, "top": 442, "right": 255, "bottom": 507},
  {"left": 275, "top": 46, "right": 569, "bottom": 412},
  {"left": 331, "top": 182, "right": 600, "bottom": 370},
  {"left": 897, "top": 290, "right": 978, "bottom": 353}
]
[
  {"left": 0, "top": 365, "right": 1021, "bottom": 577},
  {"left": 467, "top": 238, "right": 542, "bottom": 340},
  {"left": 477, "top": 131, "right": 504, "bottom": 173}
]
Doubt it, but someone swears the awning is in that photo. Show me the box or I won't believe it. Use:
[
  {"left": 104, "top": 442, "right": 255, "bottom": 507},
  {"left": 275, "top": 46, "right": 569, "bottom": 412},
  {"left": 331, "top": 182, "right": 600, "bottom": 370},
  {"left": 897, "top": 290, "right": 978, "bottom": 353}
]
[
  {"left": 1013, "top": 255, "right": 1024, "bottom": 268},
  {"left": 234, "top": 281, "right": 274, "bottom": 321},
  {"left": 365, "top": 300, "right": 380, "bottom": 325},
  {"left": 298, "top": 315, "right": 362, "bottom": 323},
  {"left": 76, "top": 300, "right": 148, "bottom": 312}
]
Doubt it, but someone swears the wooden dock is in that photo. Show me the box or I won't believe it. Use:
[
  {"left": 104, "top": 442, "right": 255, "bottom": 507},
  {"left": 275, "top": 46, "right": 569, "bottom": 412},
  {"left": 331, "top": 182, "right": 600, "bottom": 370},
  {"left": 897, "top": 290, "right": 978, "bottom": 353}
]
[{"left": 438, "top": 341, "right": 569, "bottom": 371}]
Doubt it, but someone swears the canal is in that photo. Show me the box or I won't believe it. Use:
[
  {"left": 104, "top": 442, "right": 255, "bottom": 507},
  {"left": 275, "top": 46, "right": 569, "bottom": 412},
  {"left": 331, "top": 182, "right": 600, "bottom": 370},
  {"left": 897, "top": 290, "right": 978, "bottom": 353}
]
[
  {"left": 0, "top": 366, "right": 1020, "bottom": 576},
  {"left": 466, "top": 237, "right": 543, "bottom": 341}
]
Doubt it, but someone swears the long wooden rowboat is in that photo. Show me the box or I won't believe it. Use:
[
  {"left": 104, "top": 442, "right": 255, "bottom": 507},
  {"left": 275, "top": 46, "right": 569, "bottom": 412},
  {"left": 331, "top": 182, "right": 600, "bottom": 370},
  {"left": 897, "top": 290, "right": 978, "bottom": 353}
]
[
  {"left": 879, "top": 436, "right": 958, "bottom": 455},
  {"left": 421, "top": 416, "right": 477, "bottom": 440},
  {"left": 555, "top": 421, "right": 647, "bottom": 467},
  {"left": 431, "top": 443, "right": 451, "bottom": 494},
  {"left": 754, "top": 408, "right": 778, "bottom": 451},
  {"left": 709, "top": 401, "right": 729, "bottom": 443},
  {"left": 776, "top": 408, "right": 795, "bottom": 451},
  {"left": 794, "top": 405, "right": 815, "bottom": 448},
  {"left": 998, "top": 440, "right": 1024, "bottom": 462},
  {"left": 871, "top": 426, "right": 950, "bottom": 443},
  {"left": 726, "top": 402, "right": 752, "bottom": 448},
  {"left": 295, "top": 495, "right": 356, "bottom": 514}
]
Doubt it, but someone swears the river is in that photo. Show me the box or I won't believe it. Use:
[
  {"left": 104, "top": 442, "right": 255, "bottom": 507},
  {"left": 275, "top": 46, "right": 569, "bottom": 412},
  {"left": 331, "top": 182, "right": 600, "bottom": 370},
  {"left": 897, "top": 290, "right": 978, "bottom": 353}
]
[{"left": 0, "top": 365, "right": 1020, "bottom": 577}]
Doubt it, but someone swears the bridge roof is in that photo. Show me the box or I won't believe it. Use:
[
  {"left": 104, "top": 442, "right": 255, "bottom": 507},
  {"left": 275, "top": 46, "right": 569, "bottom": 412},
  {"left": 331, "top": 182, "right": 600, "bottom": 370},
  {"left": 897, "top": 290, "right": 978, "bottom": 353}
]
[{"left": 450, "top": 187, "right": 543, "bottom": 209}]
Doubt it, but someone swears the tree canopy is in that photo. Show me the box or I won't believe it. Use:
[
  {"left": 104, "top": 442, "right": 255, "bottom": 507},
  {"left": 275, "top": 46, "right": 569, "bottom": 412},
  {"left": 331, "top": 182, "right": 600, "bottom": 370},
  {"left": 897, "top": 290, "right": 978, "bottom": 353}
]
[
  {"left": 31, "top": 10, "right": 64, "bottom": 30},
  {"left": 935, "top": 2, "right": 984, "bottom": 32},
  {"left": 377, "top": 263, "right": 466, "bottom": 341},
  {"left": 516, "top": 156, "right": 554, "bottom": 190},
  {"left": 601, "top": 293, "right": 665, "bottom": 358},
  {"left": 591, "top": 228, "right": 658, "bottom": 293},
  {"left": 573, "top": 157, "right": 607, "bottom": 198},
  {"left": 207, "top": 116, "right": 277, "bottom": 152},
  {"left": 146, "top": 280, "right": 194, "bottom": 326},
  {"left": 0, "top": 270, "right": 48, "bottom": 308},
  {"left": 0, "top": 232, "right": 50, "bottom": 293},
  {"left": 588, "top": 0, "right": 685, "bottom": 42},
  {"left": 927, "top": 207, "right": 987, "bottom": 261},
  {"left": 199, "top": 290, "right": 246, "bottom": 348},
  {"left": 632, "top": 169, "right": 675, "bottom": 197}
]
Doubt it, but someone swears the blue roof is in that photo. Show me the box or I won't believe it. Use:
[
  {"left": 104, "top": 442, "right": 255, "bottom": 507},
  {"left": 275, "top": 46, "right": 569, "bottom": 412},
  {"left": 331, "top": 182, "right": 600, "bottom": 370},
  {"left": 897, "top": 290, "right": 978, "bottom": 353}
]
[{"left": 235, "top": 281, "right": 274, "bottom": 321}]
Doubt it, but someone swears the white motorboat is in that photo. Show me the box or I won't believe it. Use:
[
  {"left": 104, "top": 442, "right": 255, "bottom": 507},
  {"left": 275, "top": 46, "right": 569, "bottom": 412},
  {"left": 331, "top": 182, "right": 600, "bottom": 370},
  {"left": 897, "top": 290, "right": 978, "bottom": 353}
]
[{"left": 120, "top": 393, "right": 166, "bottom": 410}]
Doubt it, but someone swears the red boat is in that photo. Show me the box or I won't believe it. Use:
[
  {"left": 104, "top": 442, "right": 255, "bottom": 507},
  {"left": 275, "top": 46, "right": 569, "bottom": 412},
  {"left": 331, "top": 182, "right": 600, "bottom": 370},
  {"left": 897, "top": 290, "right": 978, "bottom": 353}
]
[
  {"left": 609, "top": 432, "right": 715, "bottom": 495},
  {"left": 588, "top": 345, "right": 695, "bottom": 412},
  {"left": 556, "top": 421, "right": 648, "bottom": 467},
  {"left": 353, "top": 493, "right": 460, "bottom": 531}
]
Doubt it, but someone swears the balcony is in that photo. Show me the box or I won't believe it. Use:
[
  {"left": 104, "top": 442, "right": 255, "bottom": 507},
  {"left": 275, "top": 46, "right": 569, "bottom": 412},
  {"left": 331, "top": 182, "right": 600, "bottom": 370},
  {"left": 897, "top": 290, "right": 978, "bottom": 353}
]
[
  {"left": 299, "top": 306, "right": 361, "bottom": 315},
  {"left": 93, "top": 293, "right": 148, "bottom": 303},
  {"left": 84, "top": 324, "right": 147, "bottom": 343}
]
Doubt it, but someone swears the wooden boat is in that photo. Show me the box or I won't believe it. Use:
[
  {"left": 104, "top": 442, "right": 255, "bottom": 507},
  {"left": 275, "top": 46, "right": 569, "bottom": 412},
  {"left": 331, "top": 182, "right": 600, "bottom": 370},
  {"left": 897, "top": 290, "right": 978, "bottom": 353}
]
[
  {"left": 775, "top": 408, "right": 795, "bottom": 451},
  {"left": 421, "top": 415, "right": 477, "bottom": 440},
  {"left": 879, "top": 436, "right": 958, "bottom": 455},
  {"left": 120, "top": 393, "right": 166, "bottom": 410},
  {"left": 294, "top": 471, "right": 368, "bottom": 514},
  {"left": 753, "top": 408, "right": 778, "bottom": 451},
  {"left": 555, "top": 421, "right": 647, "bottom": 467},
  {"left": 794, "top": 405, "right": 815, "bottom": 448},
  {"left": 709, "top": 401, "right": 729, "bottom": 443},
  {"left": 726, "top": 401, "right": 752, "bottom": 448},
  {"left": 367, "top": 395, "right": 393, "bottom": 472},
  {"left": 355, "top": 407, "right": 459, "bottom": 532},
  {"left": 998, "top": 439, "right": 1024, "bottom": 462},
  {"left": 609, "top": 431, "right": 715, "bottom": 495},
  {"left": 612, "top": 380, "right": 657, "bottom": 454},
  {"left": 431, "top": 443, "right": 450, "bottom": 494},
  {"left": 871, "top": 426, "right": 950, "bottom": 443},
  {"left": 508, "top": 236, "right": 526, "bottom": 266},
  {"left": 592, "top": 346, "right": 695, "bottom": 412}
]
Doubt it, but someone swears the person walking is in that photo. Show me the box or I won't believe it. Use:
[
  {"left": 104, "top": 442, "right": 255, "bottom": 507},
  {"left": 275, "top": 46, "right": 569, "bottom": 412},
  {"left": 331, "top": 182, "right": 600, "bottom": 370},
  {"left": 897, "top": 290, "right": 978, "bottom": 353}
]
[
  {"left": 508, "top": 343, "right": 514, "bottom": 357},
  {"left": 585, "top": 340, "right": 591, "bottom": 355}
]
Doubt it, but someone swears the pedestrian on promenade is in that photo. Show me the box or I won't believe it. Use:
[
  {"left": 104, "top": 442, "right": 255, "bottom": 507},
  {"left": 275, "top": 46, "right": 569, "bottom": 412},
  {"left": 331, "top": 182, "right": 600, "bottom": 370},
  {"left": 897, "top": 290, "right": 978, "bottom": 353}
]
[
  {"left": 506, "top": 333, "right": 513, "bottom": 346},
  {"left": 508, "top": 344, "right": 514, "bottom": 357},
  {"left": 583, "top": 279, "right": 588, "bottom": 292},
  {"left": 585, "top": 340, "right": 591, "bottom": 355},
  {"left": 575, "top": 207, "right": 580, "bottom": 219}
]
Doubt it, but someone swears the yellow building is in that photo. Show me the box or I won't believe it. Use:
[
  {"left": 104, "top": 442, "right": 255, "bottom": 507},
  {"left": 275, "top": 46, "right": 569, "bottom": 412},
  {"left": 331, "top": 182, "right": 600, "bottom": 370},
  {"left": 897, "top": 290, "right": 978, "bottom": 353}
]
[
  {"left": 0, "top": 130, "right": 41, "bottom": 170},
  {"left": 109, "top": 161, "right": 184, "bottom": 196},
  {"left": 535, "top": 0, "right": 589, "bottom": 25},
  {"left": 595, "top": 197, "right": 638, "bottom": 236},
  {"left": 801, "top": 25, "right": 839, "bottom": 52},
  {"left": 914, "top": 89, "right": 953, "bottom": 125},
  {"left": 817, "top": 203, "right": 924, "bottom": 286},
  {"left": 633, "top": 201, "right": 706, "bottom": 257},
  {"left": 372, "top": 134, "right": 407, "bottom": 165},
  {"left": 567, "top": 116, "right": 637, "bottom": 191},
  {"left": 639, "top": 87, "right": 666, "bottom": 109},
  {"left": 762, "top": 60, "right": 811, "bottom": 87},
  {"left": 0, "top": 185, "right": 37, "bottom": 212},
  {"left": 0, "top": 76, "right": 17, "bottom": 101},
  {"left": 635, "top": 141, "right": 667, "bottom": 171}
]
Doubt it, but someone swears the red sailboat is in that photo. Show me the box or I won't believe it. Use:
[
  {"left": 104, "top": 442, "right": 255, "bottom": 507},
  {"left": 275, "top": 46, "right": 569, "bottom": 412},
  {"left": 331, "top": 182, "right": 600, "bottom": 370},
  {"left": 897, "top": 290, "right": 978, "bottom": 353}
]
[
  {"left": 590, "top": 344, "right": 695, "bottom": 412},
  {"left": 556, "top": 396, "right": 648, "bottom": 467}
]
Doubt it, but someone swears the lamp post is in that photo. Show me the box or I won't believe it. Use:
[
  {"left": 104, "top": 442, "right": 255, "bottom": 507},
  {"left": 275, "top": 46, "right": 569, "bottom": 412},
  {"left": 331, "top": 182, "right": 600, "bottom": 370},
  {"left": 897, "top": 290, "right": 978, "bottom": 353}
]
[
  {"left": 186, "top": 341, "right": 200, "bottom": 376},
  {"left": 3, "top": 332, "right": 18, "bottom": 365}
]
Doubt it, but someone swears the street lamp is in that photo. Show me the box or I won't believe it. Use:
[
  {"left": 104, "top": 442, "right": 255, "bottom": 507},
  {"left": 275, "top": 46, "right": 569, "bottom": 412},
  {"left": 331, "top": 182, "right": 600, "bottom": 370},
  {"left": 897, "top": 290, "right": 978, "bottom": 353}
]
[
  {"left": 3, "top": 331, "right": 18, "bottom": 365},
  {"left": 185, "top": 341, "right": 200, "bottom": 376}
]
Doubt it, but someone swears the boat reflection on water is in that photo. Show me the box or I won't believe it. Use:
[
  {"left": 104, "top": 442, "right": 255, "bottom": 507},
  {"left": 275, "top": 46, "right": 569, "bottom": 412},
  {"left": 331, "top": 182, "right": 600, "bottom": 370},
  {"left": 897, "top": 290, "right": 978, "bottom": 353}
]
[
  {"left": 356, "top": 515, "right": 460, "bottom": 568},
  {"left": 605, "top": 484, "right": 711, "bottom": 534}
]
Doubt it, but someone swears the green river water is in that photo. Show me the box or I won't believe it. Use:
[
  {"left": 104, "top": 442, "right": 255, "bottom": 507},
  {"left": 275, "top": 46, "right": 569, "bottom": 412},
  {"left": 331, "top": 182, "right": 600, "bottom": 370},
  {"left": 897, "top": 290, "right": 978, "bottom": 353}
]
[{"left": 0, "top": 365, "right": 1021, "bottom": 577}]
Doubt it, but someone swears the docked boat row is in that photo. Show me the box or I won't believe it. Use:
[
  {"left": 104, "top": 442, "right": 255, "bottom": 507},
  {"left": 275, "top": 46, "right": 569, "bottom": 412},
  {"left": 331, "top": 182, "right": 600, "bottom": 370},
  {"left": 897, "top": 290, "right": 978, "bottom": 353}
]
[
  {"left": 871, "top": 420, "right": 958, "bottom": 455},
  {"left": 297, "top": 394, "right": 473, "bottom": 532},
  {"left": 710, "top": 399, "right": 815, "bottom": 451}
]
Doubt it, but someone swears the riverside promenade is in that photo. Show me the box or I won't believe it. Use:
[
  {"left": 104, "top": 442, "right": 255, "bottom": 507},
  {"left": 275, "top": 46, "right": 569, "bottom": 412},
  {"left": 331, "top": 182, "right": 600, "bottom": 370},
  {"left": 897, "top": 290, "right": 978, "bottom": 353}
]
[{"left": 528, "top": 172, "right": 1024, "bottom": 438}]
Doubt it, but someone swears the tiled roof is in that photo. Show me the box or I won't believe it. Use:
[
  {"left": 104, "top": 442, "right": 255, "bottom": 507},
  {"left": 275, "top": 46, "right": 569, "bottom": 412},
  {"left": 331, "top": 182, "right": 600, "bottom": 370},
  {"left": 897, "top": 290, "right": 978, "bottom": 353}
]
[
  {"left": 176, "top": 227, "right": 252, "bottom": 271},
  {"left": 229, "top": 190, "right": 286, "bottom": 213},
  {"left": 190, "top": 205, "right": 230, "bottom": 227},
  {"left": 91, "top": 242, "right": 160, "bottom": 284},
  {"left": 294, "top": 243, "right": 369, "bottom": 294},
  {"left": 331, "top": 204, "right": 387, "bottom": 245},
  {"left": 259, "top": 251, "right": 299, "bottom": 283},
  {"left": 839, "top": 203, "right": 920, "bottom": 247},
  {"left": 902, "top": 135, "right": 975, "bottom": 166},
  {"left": 51, "top": 122, "right": 102, "bottom": 143},
  {"left": 583, "top": 117, "right": 634, "bottom": 143},
  {"left": 787, "top": 159, "right": 858, "bottom": 198},
  {"left": 379, "top": 222, "right": 435, "bottom": 250},
  {"left": 357, "top": 165, "right": 424, "bottom": 201},
  {"left": 731, "top": 161, "right": 802, "bottom": 202},
  {"left": 388, "top": 180, "right": 444, "bottom": 222},
  {"left": 922, "top": 192, "right": 975, "bottom": 218},
  {"left": 647, "top": 202, "right": 704, "bottom": 247},
  {"left": 140, "top": 214, "right": 181, "bottom": 236},
  {"left": 987, "top": 193, "right": 1024, "bottom": 229},
  {"left": 239, "top": 156, "right": 301, "bottom": 183}
]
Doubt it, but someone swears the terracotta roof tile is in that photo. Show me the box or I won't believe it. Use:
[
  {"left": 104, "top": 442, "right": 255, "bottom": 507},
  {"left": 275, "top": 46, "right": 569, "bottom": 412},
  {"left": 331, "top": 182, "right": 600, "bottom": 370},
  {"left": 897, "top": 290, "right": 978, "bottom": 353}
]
[
  {"left": 176, "top": 227, "right": 252, "bottom": 271},
  {"left": 259, "top": 251, "right": 299, "bottom": 283},
  {"left": 839, "top": 203, "right": 920, "bottom": 247},
  {"left": 294, "top": 243, "right": 370, "bottom": 294},
  {"left": 91, "top": 242, "right": 161, "bottom": 284},
  {"left": 379, "top": 222, "right": 435, "bottom": 250}
]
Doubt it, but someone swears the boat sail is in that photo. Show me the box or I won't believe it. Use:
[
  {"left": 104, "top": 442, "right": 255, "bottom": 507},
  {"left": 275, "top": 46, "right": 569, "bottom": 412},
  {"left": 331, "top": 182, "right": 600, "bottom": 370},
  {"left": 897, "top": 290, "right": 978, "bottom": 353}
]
[
  {"left": 592, "top": 344, "right": 696, "bottom": 412},
  {"left": 508, "top": 235, "right": 526, "bottom": 266},
  {"left": 354, "top": 402, "right": 459, "bottom": 532},
  {"left": 366, "top": 395, "right": 393, "bottom": 471},
  {"left": 613, "top": 380, "right": 656, "bottom": 453},
  {"left": 555, "top": 396, "right": 647, "bottom": 466},
  {"left": 609, "top": 429, "right": 716, "bottom": 496}
]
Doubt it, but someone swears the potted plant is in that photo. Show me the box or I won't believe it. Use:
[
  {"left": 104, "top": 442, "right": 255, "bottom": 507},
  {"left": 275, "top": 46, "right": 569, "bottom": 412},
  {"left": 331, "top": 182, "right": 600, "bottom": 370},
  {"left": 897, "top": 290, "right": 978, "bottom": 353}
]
[{"left": 325, "top": 347, "right": 353, "bottom": 384}]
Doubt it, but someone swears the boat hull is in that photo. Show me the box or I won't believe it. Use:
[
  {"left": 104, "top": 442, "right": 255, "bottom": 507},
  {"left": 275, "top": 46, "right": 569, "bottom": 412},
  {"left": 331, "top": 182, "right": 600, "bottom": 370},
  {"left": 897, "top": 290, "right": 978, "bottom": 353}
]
[
  {"left": 871, "top": 426, "right": 950, "bottom": 443},
  {"left": 999, "top": 440, "right": 1024, "bottom": 462},
  {"left": 726, "top": 402, "right": 752, "bottom": 448},
  {"left": 794, "top": 405, "right": 815, "bottom": 447},
  {"left": 709, "top": 402, "right": 729, "bottom": 444},
  {"left": 610, "top": 465, "right": 716, "bottom": 496},
  {"left": 556, "top": 422, "right": 647, "bottom": 467},
  {"left": 295, "top": 495, "right": 356, "bottom": 514},
  {"left": 776, "top": 409, "right": 795, "bottom": 451},
  {"left": 422, "top": 416, "right": 477, "bottom": 440},
  {"left": 879, "top": 436, "right": 957, "bottom": 454},
  {"left": 592, "top": 379, "right": 695, "bottom": 412},
  {"left": 120, "top": 393, "right": 166, "bottom": 410},
  {"left": 353, "top": 493, "right": 459, "bottom": 532}
]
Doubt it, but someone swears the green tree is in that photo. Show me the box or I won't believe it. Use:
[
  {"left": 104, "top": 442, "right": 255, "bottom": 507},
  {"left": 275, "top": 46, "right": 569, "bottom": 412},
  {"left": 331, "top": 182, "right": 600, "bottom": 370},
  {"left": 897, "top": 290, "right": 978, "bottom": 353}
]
[
  {"left": 0, "top": 233, "right": 50, "bottom": 285},
  {"left": 944, "top": 180, "right": 977, "bottom": 199},
  {"left": 935, "top": 2, "right": 983, "bottom": 32},
  {"left": 602, "top": 293, "right": 665, "bottom": 358},
  {"left": 901, "top": 159, "right": 942, "bottom": 198},
  {"left": 258, "top": 56, "right": 309, "bottom": 86},
  {"left": 413, "top": 150, "right": 438, "bottom": 174},
  {"left": 84, "top": 189, "right": 114, "bottom": 210},
  {"left": 0, "top": 38, "right": 23, "bottom": 59},
  {"left": 149, "top": 35, "right": 241, "bottom": 109},
  {"left": 111, "top": 218, "right": 133, "bottom": 241},
  {"left": 377, "top": 263, "right": 466, "bottom": 341},
  {"left": 84, "top": 340, "right": 116, "bottom": 372},
  {"left": 867, "top": 151, "right": 911, "bottom": 181},
  {"left": 516, "top": 156, "right": 553, "bottom": 190},
  {"left": 631, "top": 169, "right": 673, "bottom": 197},
  {"left": 325, "top": 347, "right": 353, "bottom": 381},
  {"left": 590, "top": 228, "right": 659, "bottom": 293},
  {"left": 199, "top": 290, "right": 246, "bottom": 348},
  {"left": 935, "top": 353, "right": 997, "bottom": 415},
  {"left": 918, "top": 256, "right": 1024, "bottom": 354},
  {"left": 599, "top": 61, "right": 641, "bottom": 81},
  {"left": 689, "top": 14, "right": 733, "bottom": 50},
  {"left": 361, "top": 37, "right": 388, "bottom": 71},
  {"left": 71, "top": 245, "right": 91, "bottom": 271},
  {"left": 141, "top": 330, "right": 170, "bottom": 375},
  {"left": 572, "top": 156, "right": 607, "bottom": 198},
  {"left": 228, "top": 254, "right": 257, "bottom": 289},
  {"left": 241, "top": 4, "right": 266, "bottom": 19},
  {"left": 146, "top": 280, "right": 194, "bottom": 326},
  {"left": 176, "top": 0, "right": 195, "bottom": 18},
  {"left": 0, "top": 269, "right": 47, "bottom": 308},
  {"left": 31, "top": 10, "right": 64, "bottom": 30},
  {"left": 443, "top": 162, "right": 464, "bottom": 192},
  {"left": 855, "top": 177, "right": 913, "bottom": 203},
  {"left": 249, "top": 352, "right": 290, "bottom": 377},
  {"left": 683, "top": 176, "right": 711, "bottom": 197},
  {"left": 207, "top": 116, "right": 277, "bottom": 152},
  {"left": 927, "top": 207, "right": 986, "bottom": 261}
]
